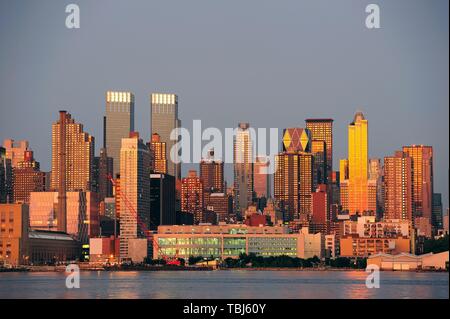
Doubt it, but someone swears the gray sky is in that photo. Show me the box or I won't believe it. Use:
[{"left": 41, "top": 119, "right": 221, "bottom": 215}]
[{"left": 0, "top": 0, "right": 448, "bottom": 208}]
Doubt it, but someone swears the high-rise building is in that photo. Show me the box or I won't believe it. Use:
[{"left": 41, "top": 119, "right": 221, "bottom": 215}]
[
  {"left": 383, "top": 151, "right": 412, "bottom": 221},
  {"left": 402, "top": 145, "right": 433, "bottom": 224},
  {"left": 369, "top": 158, "right": 384, "bottom": 217},
  {"left": 254, "top": 156, "right": 271, "bottom": 199},
  {"left": 148, "top": 133, "right": 167, "bottom": 174},
  {"left": 274, "top": 151, "right": 313, "bottom": 222},
  {"left": 310, "top": 139, "right": 326, "bottom": 190},
  {"left": 200, "top": 148, "right": 224, "bottom": 193},
  {"left": 93, "top": 148, "right": 113, "bottom": 202},
  {"left": 13, "top": 151, "right": 46, "bottom": 204},
  {"left": 151, "top": 93, "right": 180, "bottom": 179},
  {"left": 345, "top": 112, "right": 369, "bottom": 215},
  {"left": 105, "top": 91, "right": 135, "bottom": 177},
  {"left": 234, "top": 123, "right": 254, "bottom": 215},
  {"left": 0, "top": 146, "right": 13, "bottom": 204},
  {"left": 305, "top": 119, "right": 333, "bottom": 183},
  {"left": 2, "top": 139, "right": 29, "bottom": 167},
  {"left": 432, "top": 193, "right": 443, "bottom": 232},
  {"left": 282, "top": 128, "right": 311, "bottom": 153},
  {"left": 51, "top": 111, "right": 95, "bottom": 192},
  {"left": 311, "top": 184, "right": 328, "bottom": 225},
  {"left": 150, "top": 173, "right": 176, "bottom": 229},
  {"left": 181, "top": 170, "right": 204, "bottom": 224},
  {"left": 119, "top": 133, "right": 151, "bottom": 259}
]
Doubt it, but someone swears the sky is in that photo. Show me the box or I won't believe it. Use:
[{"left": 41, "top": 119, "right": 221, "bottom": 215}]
[{"left": 0, "top": 0, "right": 448, "bottom": 208}]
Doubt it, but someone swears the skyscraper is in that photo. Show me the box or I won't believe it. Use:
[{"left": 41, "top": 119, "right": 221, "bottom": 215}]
[
  {"left": 181, "top": 170, "right": 204, "bottom": 224},
  {"left": 200, "top": 148, "right": 224, "bottom": 193},
  {"left": 274, "top": 151, "right": 313, "bottom": 222},
  {"left": 13, "top": 150, "right": 46, "bottom": 203},
  {"left": 345, "top": 112, "right": 369, "bottom": 215},
  {"left": 151, "top": 93, "right": 180, "bottom": 179},
  {"left": 2, "top": 139, "right": 29, "bottom": 167},
  {"left": 432, "top": 193, "right": 443, "bottom": 231},
  {"left": 305, "top": 119, "right": 333, "bottom": 183},
  {"left": 0, "top": 146, "right": 13, "bottom": 204},
  {"left": 383, "top": 151, "right": 413, "bottom": 221},
  {"left": 402, "top": 145, "right": 433, "bottom": 223},
  {"left": 150, "top": 173, "right": 176, "bottom": 229},
  {"left": 369, "top": 158, "right": 384, "bottom": 216},
  {"left": 234, "top": 123, "right": 254, "bottom": 215},
  {"left": 119, "top": 132, "right": 151, "bottom": 259},
  {"left": 105, "top": 91, "right": 135, "bottom": 177},
  {"left": 310, "top": 139, "right": 326, "bottom": 190},
  {"left": 148, "top": 133, "right": 167, "bottom": 174},
  {"left": 93, "top": 148, "right": 113, "bottom": 202},
  {"left": 51, "top": 111, "right": 95, "bottom": 192}
]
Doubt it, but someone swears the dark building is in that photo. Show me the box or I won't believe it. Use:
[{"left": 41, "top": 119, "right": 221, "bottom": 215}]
[
  {"left": 0, "top": 147, "right": 13, "bottom": 203},
  {"left": 200, "top": 148, "right": 224, "bottom": 193},
  {"left": 150, "top": 173, "right": 176, "bottom": 230},
  {"left": 176, "top": 211, "right": 194, "bottom": 225},
  {"left": 432, "top": 193, "right": 443, "bottom": 232},
  {"left": 204, "top": 192, "right": 232, "bottom": 222},
  {"left": 93, "top": 148, "right": 113, "bottom": 202}
]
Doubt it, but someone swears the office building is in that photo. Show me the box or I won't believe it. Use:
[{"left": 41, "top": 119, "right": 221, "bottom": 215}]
[
  {"left": 0, "top": 147, "right": 13, "bottom": 203},
  {"left": 151, "top": 93, "right": 180, "bottom": 179},
  {"left": 254, "top": 155, "right": 270, "bottom": 199},
  {"left": 432, "top": 193, "right": 443, "bottom": 232},
  {"left": 105, "top": 91, "right": 135, "bottom": 177},
  {"left": 305, "top": 119, "right": 333, "bottom": 183},
  {"left": 150, "top": 173, "right": 176, "bottom": 229},
  {"left": 148, "top": 133, "right": 167, "bottom": 174},
  {"left": 204, "top": 192, "right": 232, "bottom": 222},
  {"left": 2, "top": 139, "right": 29, "bottom": 167},
  {"left": 93, "top": 148, "right": 113, "bottom": 202},
  {"left": 119, "top": 133, "right": 151, "bottom": 259},
  {"left": 234, "top": 123, "right": 254, "bottom": 215}
]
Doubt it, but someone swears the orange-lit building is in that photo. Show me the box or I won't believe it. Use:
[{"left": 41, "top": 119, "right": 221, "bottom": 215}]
[
  {"left": 148, "top": 133, "right": 167, "bottom": 174},
  {"left": 51, "top": 112, "right": 95, "bottom": 192},
  {"left": 274, "top": 151, "right": 313, "bottom": 221},
  {"left": 340, "top": 236, "right": 411, "bottom": 257},
  {"left": 0, "top": 203, "right": 28, "bottom": 266},
  {"left": 200, "top": 148, "right": 224, "bottom": 193},
  {"left": 204, "top": 192, "right": 231, "bottom": 222},
  {"left": 13, "top": 151, "right": 46, "bottom": 204},
  {"left": 2, "top": 139, "right": 29, "bottom": 168},
  {"left": 402, "top": 145, "right": 433, "bottom": 227},
  {"left": 384, "top": 151, "right": 413, "bottom": 221},
  {"left": 181, "top": 170, "right": 204, "bottom": 223},
  {"left": 254, "top": 155, "right": 270, "bottom": 199},
  {"left": 305, "top": 119, "right": 333, "bottom": 183}
]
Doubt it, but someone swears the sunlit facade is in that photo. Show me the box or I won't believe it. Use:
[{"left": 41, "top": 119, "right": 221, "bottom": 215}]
[
  {"left": 2, "top": 139, "right": 29, "bottom": 168},
  {"left": 305, "top": 119, "right": 333, "bottom": 183},
  {"left": 148, "top": 133, "right": 167, "bottom": 174},
  {"left": 181, "top": 170, "right": 204, "bottom": 223},
  {"left": 151, "top": 93, "right": 180, "bottom": 179},
  {"left": 51, "top": 112, "right": 94, "bottom": 192},
  {"left": 105, "top": 91, "right": 135, "bottom": 177},
  {"left": 200, "top": 149, "right": 224, "bottom": 193}
]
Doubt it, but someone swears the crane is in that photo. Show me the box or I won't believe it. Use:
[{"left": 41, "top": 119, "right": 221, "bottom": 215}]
[{"left": 108, "top": 175, "right": 180, "bottom": 266}]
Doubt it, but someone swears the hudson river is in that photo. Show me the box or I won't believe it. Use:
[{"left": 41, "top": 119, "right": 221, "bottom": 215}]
[{"left": 0, "top": 270, "right": 448, "bottom": 299}]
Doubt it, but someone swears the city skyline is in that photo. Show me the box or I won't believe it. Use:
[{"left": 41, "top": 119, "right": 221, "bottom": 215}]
[{"left": 0, "top": 0, "right": 448, "bottom": 207}]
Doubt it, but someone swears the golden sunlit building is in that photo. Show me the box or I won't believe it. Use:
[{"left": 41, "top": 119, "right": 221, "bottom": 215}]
[
  {"left": 200, "top": 148, "right": 224, "bottom": 193},
  {"left": 51, "top": 112, "right": 94, "bottom": 192},
  {"left": 345, "top": 112, "right": 370, "bottom": 215},
  {"left": 402, "top": 145, "right": 433, "bottom": 226},
  {"left": 148, "top": 133, "right": 167, "bottom": 174},
  {"left": 2, "top": 139, "right": 29, "bottom": 168},
  {"left": 181, "top": 170, "right": 204, "bottom": 224},
  {"left": 305, "top": 119, "right": 333, "bottom": 183}
]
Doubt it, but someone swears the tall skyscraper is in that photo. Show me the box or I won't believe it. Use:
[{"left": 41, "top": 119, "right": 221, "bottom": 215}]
[
  {"left": 2, "top": 139, "right": 29, "bottom": 167},
  {"left": 181, "top": 170, "right": 204, "bottom": 223},
  {"left": 119, "top": 132, "right": 151, "bottom": 259},
  {"left": 402, "top": 145, "right": 433, "bottom": 223},
  {"left": 384, "top": 151, "right": 413, "bottom": 221},
  {"left": 150, "top": 173, "right": 176, "bottom": 229},
  {"left": 274, "top": 151, "right": 313, "bottom": 222},
  {"left": 51, "top": 111, "right": 95, "bottom": 192},
  {"left": 200, "top": 148, "right": 224, "bottom": 193},
  {"left": 93, "top": 148, "right": 113, "bottom": 202},
  {"left": 13, "top": 150, "right": 46, "bottom": 203},
  {"left": 105, "top": 91, "right": 135, "bottom": 177},
  {"left": 151, "top": 93, "right": 180, "bottom": 179},
  {"left": 305, "top": 119, "right": 333, "bottom": 183},
  {"left": 345, "top": 112, "right": 369, "bottom": 215},
  {"left": 234, "top": 123, "right": 254, "bottom": 215},
  {"left": 148, "top": 133, "right": 167, "bottom": 174}
]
